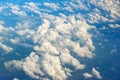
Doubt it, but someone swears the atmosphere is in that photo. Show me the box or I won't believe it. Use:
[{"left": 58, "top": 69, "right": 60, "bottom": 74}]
[{"left": 0, "top": 0, "right": 120, "bottom": 80}]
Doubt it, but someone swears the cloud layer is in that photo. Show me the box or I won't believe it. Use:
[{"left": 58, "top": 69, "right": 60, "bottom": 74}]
[
  {"left": 5, "top": 14, "right": 95, "bottom": 80},
  {"left": 0, "top": 0, "right": 119, "bottom": 80}
]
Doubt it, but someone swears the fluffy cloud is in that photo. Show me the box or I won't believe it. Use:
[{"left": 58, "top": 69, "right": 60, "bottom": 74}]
[
  {"left": 13, "top": 77, "right": 19, "bottom": 80},
  {"left": 88, "top": 0, "right": 120, "bottom": 23},
  {"left": 92, "top": 67, "right": 102, "bottom": 79},
  {"left": 10, "top": 38, "right": 20, "bottom": 44},
  {"left": 5, "top": 52, "right": 43, "bottom": 79},
  {"left": 4, "top": 13, "right": 96, "bottom": 80},
  {"left": 44, "top": 2, "right": 59, "bottom": 11},
  {"left": 2, "top": 0, "right": 119, "bottom": 80},
  {"left": 109, "top": 24, "right": 120, "bottom": 28},
  {"left": 0, "top": 3, "right": 8, "bottom": 12},
  {"left": 0, "top": 21, "right": 5, "bottom": 31},
  {"left": 5, "top": 3, "right": 27, "bottom": 16},
  {"left": 83, "top": 72, "right": 93, "bottom": 79},
  {"left": 0, "top": 21, "right": 13, "bottom": 53},
  {"left": 22, "top": 2, "right": 41, "bottom": 16},
  {"left": 0, "top": 24, "right": 4, "bottom": 31},
  {"left": 0, "top": 42, "right": 13, "bottom": 52},
  {"left": 83, "top": 67, "right": 102, "bottom": 79}
]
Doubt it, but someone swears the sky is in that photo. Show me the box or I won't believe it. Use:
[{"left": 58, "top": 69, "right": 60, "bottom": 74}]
[{"left": 0, "top": 0, "right": 120, "bottom": 80}]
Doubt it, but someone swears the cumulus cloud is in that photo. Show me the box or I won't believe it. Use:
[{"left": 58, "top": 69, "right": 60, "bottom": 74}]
[
  {"left": 0, "top": 36, "right": 3, "bottom": 41},
  {"left": 0, "top": 21, "right": 13, "bottom": 53},
  {"left": 6, "top": 3, "right": 27, "bottom": 16},
  {"left": 69, "top": 0, "right": 88, "bottom": 10},
  {"left": 83, "top": 72, "right": 93, "bottom": 79},
  {"left": 0, "top": 24, "right": 4, "bottom": 31},
  {"left": 0, "top": 42, "right": 13, "bottom": 52},
  {"left": 5, "top": 52, "right": 43, "bottom": 79},
  {"left": 44, "top": 2, "right": 59, "bottom": 11},
  {"left": 13, "top": 77, "right": 19, "bottom": 80},
  {"left": 1, "top": 0, "right": 117, "bottom": 80},
  {"left": 83, "top": 67, "right": 102, "bottom": 79},
  {"left": 109, "top": 24, "right": 120, "bottom": 28},
  {"left": 0, "top": 4, "right": 7, "bottom": 12},
  {"left": 88, "top": 0, "right": 120, "bottom": 23},
  {"left": 0, "top": 21, "right": 15, "bottom": 32},
  {"left": 0, "top": 21, "right": 5, "bottom": 32},
  {"left": 10, "top": 38, "right": 20, "bottom": 44},
  {"left": 23, "top": 2, "right": 41, "bottom": 16},
  {"left": 4, "top": 13, "right": 96, "bottom": 80},
  {"left": 92, "top": 67, "right": 102, "bottom": 79}
]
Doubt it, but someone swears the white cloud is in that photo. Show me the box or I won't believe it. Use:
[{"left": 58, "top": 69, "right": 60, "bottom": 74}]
[
  {"left": 7, "top": 3, "right": 27, "bottom": 16},
  {"left": 110, "top": 49, "right": 117, "bottom": 53},
  {"left": 0, "top": 21, "right": 6, "bottom": 32},
  {"left": 83, "top": 72, "right": 93, "bottom": 79},
  {"left": 25, "top": 2, "right": 40, "bottom": 10},
  {"left": 0, "top": 42, "right": 13, "bottom": 53},
  {"left": 0, "top": 24, "right": 4, "bottom": 31},
  {"left": 109, "top": 24, "right": 120, "bottom": 28},
  {"left": 0, "top": 36, "right": 3, "bottom": 42},
  {"left": 62, "top": 0, "right": 88, "bottom": 12},
  {"left": 0, "top": 4, "right": 7, "bottom": 12},
  {"left": 44, "top": 2, "right": 59, "bottom": 11},
  {"left": 0, "top": 0, "right": 119, "bottom": 80},
  {"left": 0, "top": 22, "right": 12, "bottom": 32},
  {"left": 5, "top": 52, "right": 44, "bottom": 79},
  {"left": 17, "top": 29, "right": 35, "bottom": 36},
  {"left": 1, "top": 1, "right": 113, "bottom": 80},
  {"left": 0, "top": 21, "right": 13, "bottom": 53},
  {"left": 10, "top": 38, "right": 20, "bottom": 44},
  {"left": 23, "top": 2, "right": 41, "bottom": 16},
  {"left": 13, "top": 77, "right": 19, "bottom": 80},
  {"left": 15, "top": 21, "right": 35, "bottom": 38},
  {"left": 0, "top": 7, "right": 3, "bottom": 12},
  {"left": 83, "top": 67, "right": 102, "bottom": 79},
  {"left": 92, "top": 67, "right": 102, "bottom": 79},
  {"left": 4, "top": 14, "right": 95, "bottom": 80},
  {"left": 69, "top": 0, "right": 88, "bottom": 10},
  {"left": 34, "top": 41, "right": 59, "bottom": 55},
  {"left": 59, "top": 48, "right": 85, "bottom": 70},
  {"left": 89, "top": 0, "right": 120, "bottom": 23},
  {"left": 41, "top": 53, "right": 67, "bottom": 80}
]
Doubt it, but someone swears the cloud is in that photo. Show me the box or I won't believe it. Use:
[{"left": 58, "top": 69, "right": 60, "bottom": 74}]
[
  {"left": 41, "top": 53, "right": 67, "bottom": 80},
  {"left": 25, "top": 2, "right": 40, "bottom": 10},
  {"left": 1, "top": 1, "right": 116, "bottom": 80},
  {"left": 10, "top": 38, "right": 20, "bottom": 44},
  {"left": 43, "top": 2, "right": 59, "bottom": 11},
  {"left": 0, "top": 21, "right": 15, "bottom": 32},
  {"left": 0, "top": 21, "right": 5, "bottom": 32},
  {"left": 88, "top": 0, "right": 120, "bottom": 23},
  {"left": 0, "top": 42, "right": 13, "bottom": 53},
  {"left": 83, "top": 72, "right": 93, "bottom": 79},
  {"left": 0, "top": 4, "right": 7, "bottom": 12},
  {"left": 109, "top": 24, "right": 120, "bottom": 28},
  {"left": 6, "top": 3, "right": 27, "bottom": 16},
  {"left": 83, "top": 67, "right": 102, "bottom": 79},
  {"left": 4, "top": 13, "right": 96, "bottom": 80},
  {"left": 92, "top": 67, "right": 102, "bottom": 79},
  {"left": 0, "top": 24, "right": 4, "bottom": 31},
  {"left": 0, "top": 21, "right": 13, "bottom": 53},
  {"left": 69, "top": 0, "right": 88, "bottom": 11},
  {"left": 5, "top": 52, "right": 43, "bottom": 79},
  {"left": 87, "top": 8, "right": 110, "bottom": 23},
  {"left": 22, "top": 2, "right": 41, "bottom": 16},
  {"left": 13, "top": 77, "right": 19, "bottom": 80},
  {"left": 0, "top": 36, "right": 3, "bottom": 42},
  {"left": 61, "top": 0, "right": 88, "bottom": 13}
]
